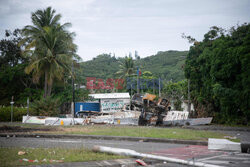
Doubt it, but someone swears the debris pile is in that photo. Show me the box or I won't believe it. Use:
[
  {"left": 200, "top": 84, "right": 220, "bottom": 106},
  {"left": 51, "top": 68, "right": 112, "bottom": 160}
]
[{"left": 22, "top": 93, "right": 213, "bottom": 126}]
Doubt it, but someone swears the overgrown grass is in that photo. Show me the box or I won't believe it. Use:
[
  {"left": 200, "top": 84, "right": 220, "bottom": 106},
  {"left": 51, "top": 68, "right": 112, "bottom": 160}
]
[
  {"left": 0, "top": 123, "right": 237, "bottom": 141},
  {"left": 58, "top": 125, "right": 227, "bottom": 141},
  {"left": 0, "top": 147, "right": 125, "bottom": 167}
]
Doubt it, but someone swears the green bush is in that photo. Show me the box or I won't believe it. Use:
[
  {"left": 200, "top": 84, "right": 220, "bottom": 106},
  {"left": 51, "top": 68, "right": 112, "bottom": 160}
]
[
  {"left": 0, "top": 107, "right": 33, "bottom": 122},
  {"left": 31, "top": 97, "right": 60, "bottom": 117}
]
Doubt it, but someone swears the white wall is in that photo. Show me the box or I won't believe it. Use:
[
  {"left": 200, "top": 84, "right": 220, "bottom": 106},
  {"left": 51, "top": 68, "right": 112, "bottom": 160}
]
[{"left": 100, "top": 98, "right": 130, "bottom": 113}]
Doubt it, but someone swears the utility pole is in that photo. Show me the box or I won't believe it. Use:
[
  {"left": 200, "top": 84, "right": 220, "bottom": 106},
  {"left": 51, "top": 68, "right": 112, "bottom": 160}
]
[
  {"left": 130, "top": 83, "right": 132, "bottom": 96},
  {"left": 159, "top": 78, "right": 161, "bottom": 97},
  {"left": 10, "top": 96, "right": 14, "bottom": 123},
  {"left": 137, "top": 68, "right": 140, "bottom": 94},
  {"left": 153, "top": 79, "right": 155, "bottom": 94},
  {"left": 188, "top": 79, "right": 191, "bottom": 113},
  {"left": 72, "top": 61, "right": 75, "bottom": 118},
  {"left": 27, "top": 97, "right": 29, "bottom": 116}
]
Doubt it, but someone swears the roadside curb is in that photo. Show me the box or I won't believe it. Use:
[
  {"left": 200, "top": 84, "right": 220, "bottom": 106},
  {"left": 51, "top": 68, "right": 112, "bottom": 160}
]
[
  {"left": 0, "top": 133, "right": 208, "bottom": 146},
  {"left": 183, "top": 126, "right": 250, "bottom": 132},
  {"left": 28, "top": 158, "right": 163, "bottom": 167}
]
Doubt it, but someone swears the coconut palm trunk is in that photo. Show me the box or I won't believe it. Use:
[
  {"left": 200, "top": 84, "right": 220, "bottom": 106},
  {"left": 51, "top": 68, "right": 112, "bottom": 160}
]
[
  {"left": 47, "top": 79, "right": 53, "bottom": 97},
  {"left": 44, "top": 70, "right": 48, "bottom": 98}
]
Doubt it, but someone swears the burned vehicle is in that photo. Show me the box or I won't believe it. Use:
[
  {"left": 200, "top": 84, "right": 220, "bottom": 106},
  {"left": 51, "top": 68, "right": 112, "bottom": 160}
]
[{"left": 130, "top": 93, "right": 171, "bottom": 126}]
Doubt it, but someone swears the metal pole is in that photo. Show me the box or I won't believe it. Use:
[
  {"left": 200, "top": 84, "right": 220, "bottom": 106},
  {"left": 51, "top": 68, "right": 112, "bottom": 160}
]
[
  {"left": 153, "top": 79, "right": 155, "bottom": 94},
  {"left": 93, "top": 146, "right": 220, "bottom": 167},
  {"left": 72, "top": 61, "right": 75, "bottom": 118},
  {"left": 27, "top": 97, "right": 29, "bottom": 116},
  {"left": 137, "top": 68, "right": 140, "bottom": 94},
  {"left": 10, "top": 96, "right": 14, "bottom": 123},
  {"left": 130, "top": 83, "right": 132, "bottom": 96},
  {"left": 188, "top": 79, "right": 191, "bottom": 113},
  {"left": 159, "top": 78, "right": 161, "bottom": 97}
]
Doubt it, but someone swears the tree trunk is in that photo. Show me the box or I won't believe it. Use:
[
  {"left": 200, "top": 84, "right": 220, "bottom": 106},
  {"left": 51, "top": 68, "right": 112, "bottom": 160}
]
[
  {"left": 44, "top": 71, "right": 48, "bottom": 98},
  {"left": 47, "top": 79, "right": 53, "bottom": 97}
]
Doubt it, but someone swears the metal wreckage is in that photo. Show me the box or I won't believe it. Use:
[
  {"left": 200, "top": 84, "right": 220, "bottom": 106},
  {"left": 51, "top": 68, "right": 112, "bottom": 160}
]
[
  {"left": 22, "top": 93, "right": 213, "bottom": 126},
  {"left": 127, "top": 93, "right": 171, "bottom": 126}
]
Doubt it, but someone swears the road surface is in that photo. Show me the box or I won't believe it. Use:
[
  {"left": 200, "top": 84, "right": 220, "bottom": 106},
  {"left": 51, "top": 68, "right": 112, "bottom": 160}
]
[{"left": 1, "top": 137, "right": 250, "bottom": 167}]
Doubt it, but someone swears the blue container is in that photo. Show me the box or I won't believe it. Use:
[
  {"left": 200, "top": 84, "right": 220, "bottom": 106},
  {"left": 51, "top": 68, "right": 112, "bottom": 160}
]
[{"left": 75, "top": 102, "right": 100, "bottom": 114}]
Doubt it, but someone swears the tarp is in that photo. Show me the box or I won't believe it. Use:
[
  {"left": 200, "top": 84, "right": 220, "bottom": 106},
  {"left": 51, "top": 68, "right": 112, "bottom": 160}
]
[{"left": 22, "top": 116, "right": 51, "bottom": 124}]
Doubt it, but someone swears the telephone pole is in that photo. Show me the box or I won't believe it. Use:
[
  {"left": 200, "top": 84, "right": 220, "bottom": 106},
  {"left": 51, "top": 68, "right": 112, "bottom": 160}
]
[
  {"left": 188, "top": 79, "right": 191, "bottom": 113},
  {"left": 72, "top": 61, "right": 75, "bottom": 118}
]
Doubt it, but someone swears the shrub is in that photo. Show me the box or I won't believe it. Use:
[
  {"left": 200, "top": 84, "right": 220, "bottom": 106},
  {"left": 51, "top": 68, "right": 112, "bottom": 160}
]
[
  {"left": 0, "top": 107, "right": 33, "bottom": 122},
  {"left": 31, "top": 97, "right": 60, "bottom": 116}
]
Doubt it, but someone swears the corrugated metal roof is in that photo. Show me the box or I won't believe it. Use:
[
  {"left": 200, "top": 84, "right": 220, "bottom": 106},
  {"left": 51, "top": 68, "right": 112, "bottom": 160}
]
[{"left": 89, "top": 93, "right": 130, "bottom": 99}]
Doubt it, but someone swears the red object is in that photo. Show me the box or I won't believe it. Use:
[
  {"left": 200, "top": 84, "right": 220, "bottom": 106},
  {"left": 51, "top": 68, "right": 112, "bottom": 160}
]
[{"left": 136, "top": 159, "right": 147, "bottom": 166}]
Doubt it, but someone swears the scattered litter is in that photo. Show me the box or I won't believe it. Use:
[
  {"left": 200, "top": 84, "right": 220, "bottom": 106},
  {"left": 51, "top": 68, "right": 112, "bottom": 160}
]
[
  {"left": 49, "top": 159, "right": 64, "bottom": 163},
  {"left": 224, "top": 136, "right": 237, "bottom": 140},
  {"left": 18, "top": 151, "right": 26, "bottom": 155},
  {"left": 135, "top": 159, "right": 147, "bottom": 166},
  {"left": 19, "top": 158, "right": 63, "bottom": 163}
]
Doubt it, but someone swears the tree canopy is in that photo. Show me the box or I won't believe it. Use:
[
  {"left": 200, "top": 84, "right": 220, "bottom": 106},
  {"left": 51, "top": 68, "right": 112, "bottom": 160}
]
[
  {"left": 184, "top": 23, "right": 250, "bottom": 124},
  {"left": 22, "top": 7, "right": 77, "bottom": 98}
]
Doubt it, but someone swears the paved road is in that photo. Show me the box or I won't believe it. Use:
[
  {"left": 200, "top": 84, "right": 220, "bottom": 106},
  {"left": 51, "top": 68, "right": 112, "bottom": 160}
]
[
  {"left": 1, "top": 137, "right": 250, "bottom": 167},
  {"left": 185, "top": 125, "right": 250, "bottom": 142},
  {"left": 0, "top": 137, "right": 186, "bottom": 153}
]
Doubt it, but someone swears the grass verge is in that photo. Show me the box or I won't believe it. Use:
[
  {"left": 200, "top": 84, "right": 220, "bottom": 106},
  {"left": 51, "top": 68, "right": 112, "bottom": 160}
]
[
  {"left": 0, "top": 147, "right": 125, "bottom": 167},
  {"left": 59, "top": 125, "right": 230, "bottom": 141},
  {"left": 0, "top": 123, "right": 234, "bottom": 141}
]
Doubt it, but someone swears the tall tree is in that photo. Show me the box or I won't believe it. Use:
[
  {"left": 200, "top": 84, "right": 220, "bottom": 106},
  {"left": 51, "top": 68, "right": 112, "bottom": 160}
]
[
  {"left": 0, "top": 29, "right": 42, "bottom": 105},
  {"left": 116, "top": 56, "right": 135, "bottom": 78},
  {"left": 21, "top": 7, "right": 77, "bottom": 98},
  {"left": 184, "top": 23, "right": 250, "bottom": 124}
]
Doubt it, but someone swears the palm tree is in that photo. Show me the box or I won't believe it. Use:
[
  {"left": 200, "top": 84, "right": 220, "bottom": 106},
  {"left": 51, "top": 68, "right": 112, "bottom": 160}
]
[
  {"left": 115, "top": 56, "right": 136, "bottom": 92},
  {"left": 21, "top": 7, "right": 77, "bottom": 98},
  {"left": 116, "top": 56, "right": 135, "bottom": 78}
]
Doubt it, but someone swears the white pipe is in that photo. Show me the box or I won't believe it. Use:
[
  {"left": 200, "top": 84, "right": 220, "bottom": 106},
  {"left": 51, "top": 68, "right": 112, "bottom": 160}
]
[{"left": 93, "top": 145, "right": 221, "bottom": 167}]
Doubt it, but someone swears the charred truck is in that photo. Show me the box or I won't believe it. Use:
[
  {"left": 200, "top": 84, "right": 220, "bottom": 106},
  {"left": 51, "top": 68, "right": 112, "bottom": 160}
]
[{"left": 129, "top": 93, "right": 171, "bottom": 126}]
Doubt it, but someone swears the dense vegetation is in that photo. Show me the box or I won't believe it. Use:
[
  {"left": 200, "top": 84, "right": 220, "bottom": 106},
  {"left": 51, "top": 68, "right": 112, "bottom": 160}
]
[
  {"left": 185, "top": 23, "right": 250, "bottom": 125},
  {"left": 0, "top": 29, "right": 42, "bottom": 105},
  {"left": 80, "top": 50, "right": 187, "bottom": 82},
  {"left": 0, "top": 7, "right": 87, "bottom": 116}
]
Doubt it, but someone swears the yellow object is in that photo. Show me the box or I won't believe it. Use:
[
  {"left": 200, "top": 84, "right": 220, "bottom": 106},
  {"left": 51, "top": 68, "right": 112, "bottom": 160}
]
[
  {"left": 60, "top": 120, "right": 64, "bottom": 125},
  {"left": 143, "top": 93, "right": 156, "bottom": 101},
  {"left": 117, "top": 120, "right": 120, "bottom": 124}
]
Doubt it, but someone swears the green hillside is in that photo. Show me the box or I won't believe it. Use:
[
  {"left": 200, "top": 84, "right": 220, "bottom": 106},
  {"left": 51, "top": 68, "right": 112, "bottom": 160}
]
[{"left": 79, "top": 50, "right": 187, "bottom": 82}]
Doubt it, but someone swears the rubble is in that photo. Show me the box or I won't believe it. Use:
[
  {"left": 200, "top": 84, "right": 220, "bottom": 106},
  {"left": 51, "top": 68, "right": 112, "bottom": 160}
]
[{"left": 22, "top": 93, "right": 213, "bottom": 126}]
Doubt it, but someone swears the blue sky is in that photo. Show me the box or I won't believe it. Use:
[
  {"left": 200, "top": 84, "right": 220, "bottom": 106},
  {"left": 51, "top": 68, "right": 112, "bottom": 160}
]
[{"left": 1, "top": 0, "right": 249, "bottom": 61}]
